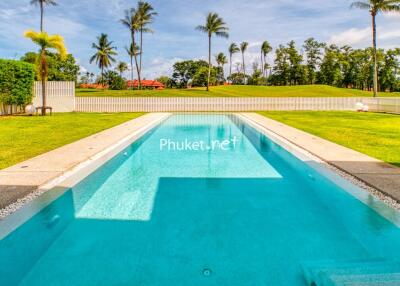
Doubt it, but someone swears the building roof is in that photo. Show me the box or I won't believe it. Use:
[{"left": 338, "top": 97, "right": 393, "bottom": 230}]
[{"left": 126, "top": 80, "right": 165, "bottom": 88}]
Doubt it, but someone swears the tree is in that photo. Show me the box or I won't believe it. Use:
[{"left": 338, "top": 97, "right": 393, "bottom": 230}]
[
  {"left": 286, "top": 41, "right": 306, "bottom": 85},
  {"left": 171, "top": 60, "right": 208, "bottom": 88},
  {"left": 125, "top": 43, "right": 140, "bottom": 85},
  {"left": 192, "top": 66, "right": 217, "bottom": 87},
  {"left": 303, "top": 38, "right": 325, "bottom": 84},
  {"left": 90, "top": 34, "right": 117, "bottom": 85},
  {"left": 116, "top": 61, "right": 128, "bottom": 76},
  {"left": 227, "top": 72, "right": 248, "bottom": 85},
  {"left": 24, "top": 30, "right": 66, "bottom": 115},
  {"left": 379, "top": 48, "right": 400, "bottom": 91},
  {"left": 121, "top": 8, "right": 141, "bottom": 89},
  {"left": 319, "top": 44, "right": 342, "bottom": 86},
  {"left": 261, "top": 41, "right": 272, "bottom": 78},
  {"left": 271, "top": 44, "right": 290, "bottom": 86},
  {"left": 228, "top": 43, "right": 240, "bottom": 79},
  {"left": 30, "top": 0, "right": 57, "bottom": 32},
  {"left": 155, "top": 75, "right": 170, "bottom": 87},
  {"left": 196, "top": 12, "right": 229, "bottom": 91},
  {"left": 248, "top": 62, "right": 265, "bottom": 85},
  {"left": 351, "top": 0, "right": 400, "bottom": 96},
  {"left": 21, "top": 51, "right": 80, "bottom": 82},
  {"left": 138, "top": 1, "right": 157, "bottom": 79},
  {"left": 240, "top": 42, "right": 249, "bottom": 84},
  {"left": 215, "top": 52, "right": 228, "bottom": 83}
]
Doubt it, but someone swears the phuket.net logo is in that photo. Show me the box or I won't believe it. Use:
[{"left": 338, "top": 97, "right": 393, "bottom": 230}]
[{"left": 159, "top": 137, "right": 238, "bottom": 151}]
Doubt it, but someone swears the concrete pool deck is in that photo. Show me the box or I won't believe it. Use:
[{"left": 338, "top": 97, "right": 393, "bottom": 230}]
[
  {"left": 0, "top": 113, "right": 170, "bottom": 215},
  {"left": 240, "top": 112, "right": 400, "bottom": 203}
]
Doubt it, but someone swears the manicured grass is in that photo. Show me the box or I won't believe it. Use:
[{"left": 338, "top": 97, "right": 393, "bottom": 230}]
[
  {"left": 0, "top": 112, "right": 144, "bottom": 170},
  {"left": 259, "top": 111, "right": 400, "bottom": 167},
  {"left": 76, "top": 85, "right": 400, "bottom": 98}
]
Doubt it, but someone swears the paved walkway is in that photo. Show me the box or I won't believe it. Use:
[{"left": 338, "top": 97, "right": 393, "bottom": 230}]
[
  {"left": 0, "top": 113, "right": 170, "bottom": 210},
  {"left": 240, "top": 113, "right": 400, "bottom": 202}
]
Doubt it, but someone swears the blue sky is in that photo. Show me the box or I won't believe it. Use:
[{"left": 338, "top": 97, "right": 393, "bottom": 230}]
[{"left": 1, "top": 0, "right": 400, "bottom": 79}]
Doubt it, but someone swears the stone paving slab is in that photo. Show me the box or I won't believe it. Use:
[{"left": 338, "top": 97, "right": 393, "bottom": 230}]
[
  {"left": 0, "top": 113, "right": 170, "bottom": 210},
  {"left": 240, "top": 112, "right": 400, "bottom": 202}
]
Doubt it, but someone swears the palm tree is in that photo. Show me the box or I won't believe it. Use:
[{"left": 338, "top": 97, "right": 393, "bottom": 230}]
[
  {"left": 121, "top": 8, "right": 142, "bottom": 89},
  {"left": 90, "top": 33, "right": 117, "bottom": 85},
  {"left": 196, "top": 12, "right": 229, "bottom": 91},
  {"left": 215, "top": 52, "right": 228, "bottom": 82},
  {"left": 30, "top": 0, "right": 57, "bottom": 32},
  {"left": 261, "top": 41, "right": 272, "bottom": 78},
  {"left": 138, "top": 1, "right": 157, "bottom": 78},
  {"left": 116, "top": 61, "right": 128, "bottom": 76},
  {"left": 24, "top": 30, "right": 66, "bottom": 115},
  {"left": 240, "top": 42, "right": 249, "bottom": 84},
  {"left": 125, "top": 43, "right": 140, "bottom": 88},
  {"left": 228, "top": 43, "right": 240, "bottom": 79},
  {"left": 351, "top": 0, "right": 400, "bottom": 96}
]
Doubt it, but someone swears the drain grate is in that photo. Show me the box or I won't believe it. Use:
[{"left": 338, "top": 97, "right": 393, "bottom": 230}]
[{"left": 202, "top": 268, "right": 212, "bottom": 277}]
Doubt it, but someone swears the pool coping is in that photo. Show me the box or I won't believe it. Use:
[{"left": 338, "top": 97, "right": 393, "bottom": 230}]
[
  {"left": 0, "top": 113, "right": 171, "bottom": 219},
  {"left": 238, "top": 112, "right": 400, "bottom": 205}
]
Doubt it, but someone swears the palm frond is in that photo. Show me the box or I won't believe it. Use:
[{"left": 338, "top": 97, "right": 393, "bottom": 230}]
[{"left": 350, "top": 1, "right": 371, "bottom": 9}]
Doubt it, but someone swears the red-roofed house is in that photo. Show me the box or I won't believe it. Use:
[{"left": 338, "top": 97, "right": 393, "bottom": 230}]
[{"left": 126, "top": 80, "right": 165, "bottom": 90}]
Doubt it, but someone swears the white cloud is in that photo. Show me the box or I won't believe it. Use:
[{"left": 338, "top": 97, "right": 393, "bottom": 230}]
[{"left": 328, "top": 27, "right": 370, "bottom": 46}]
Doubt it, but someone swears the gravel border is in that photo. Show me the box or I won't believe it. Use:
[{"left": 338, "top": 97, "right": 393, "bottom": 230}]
[{"left": 0, "top": 187, "right": 50, "bottom": 219}]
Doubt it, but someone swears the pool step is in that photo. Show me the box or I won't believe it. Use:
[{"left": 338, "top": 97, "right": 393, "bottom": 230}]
[
  {"left": 302, "top": 259, "right": 400, "bottom": 286},
  {"left": 327, "top": 273, "right": 400, "bottom": 286}
]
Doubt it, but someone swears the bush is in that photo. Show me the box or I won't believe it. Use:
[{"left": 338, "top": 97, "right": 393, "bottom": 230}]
[
  {"left": 109, "top": 76, "right": 127, "bottom": 90},
  {"left": 0, "top": 59, "right": 35, "bottom": 106},
  {"left": 103, "top": 71, "right": 127, "bottom": 90}
]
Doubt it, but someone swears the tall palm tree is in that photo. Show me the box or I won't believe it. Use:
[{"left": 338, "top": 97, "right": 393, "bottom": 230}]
[
  {"left": 215, "top": 52, "right": 228, "bottom": 83},
  {"left": 24, "top": 30, "right": 66, "bottom": 115},
  {"left": 351, "top": 0, "right": 400, "bottom": 96},
  {"left": 125, "top": 43, "right": 140, "bottom": 88},
  {"left": 228, "top": 43, "right": 240, "bottom": 79},
  {"left": 261, "top": 41, "right": 272, "bottom": 78},
  {"left": 138, "top": 1, "right": 157, "bottom": 78},
  {"left": 30, "top": 0, "right": 57, "bottom": 32},
  {"left": 240, "top": 42, "right": 249, "bottom": 84},
  {"left": 121, "top": 8, "right": 142, "bottom": 89},
  {"left": 116, "top": 61, "right": 128, "bottom": 76},
  {"left": 196, "top": 12, "right": 229, "bottom": 91},
  {"left": 90, "top": 33, "right": 117, "bottom": 85}
]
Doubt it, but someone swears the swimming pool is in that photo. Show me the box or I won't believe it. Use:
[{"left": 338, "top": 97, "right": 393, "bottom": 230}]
[{"left": 1, "top": 114, "right": 400, "bottom": 285}]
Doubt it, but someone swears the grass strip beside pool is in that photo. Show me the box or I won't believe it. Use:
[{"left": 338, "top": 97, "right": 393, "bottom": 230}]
[
  {"left": 259, "top": 111, "right": 400, "bottom": 167},
  {"left": 0, "top": 112, "right": 144, "bottom": 170}
]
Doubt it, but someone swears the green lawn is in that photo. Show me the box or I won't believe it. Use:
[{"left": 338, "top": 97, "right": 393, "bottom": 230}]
[
  {"left": 259, "top": 111, "right": 400, "bottom": 167},
  {"left": 0, "top": 112, "right": 144, "bottom": 170},
  {"left": 76, "top": 85, "right": 400, "bottom": 98}
]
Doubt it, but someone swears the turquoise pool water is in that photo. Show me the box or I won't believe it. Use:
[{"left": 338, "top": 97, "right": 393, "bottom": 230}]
[{"left": 1, "top": 114, "right": 400, "bottom": 286}]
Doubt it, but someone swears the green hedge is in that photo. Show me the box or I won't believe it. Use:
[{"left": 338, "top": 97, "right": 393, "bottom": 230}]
[{"left": 0, "top": 59, "right": 35, "bottom": 106}]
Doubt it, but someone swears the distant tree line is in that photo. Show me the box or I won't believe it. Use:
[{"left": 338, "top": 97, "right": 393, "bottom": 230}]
[
  {"left": 163, "top": 38, "right": 400, "bottom": 92},
  {"left": 268, "top": 39, "right": 400, "bottom": 92}
]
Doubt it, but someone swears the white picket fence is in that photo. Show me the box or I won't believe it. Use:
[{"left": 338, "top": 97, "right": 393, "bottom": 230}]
[
  {"left": 361, "top": 97, "right": 400, "bottom": 114},
  {"left": 2, "top": 81, "right": 400, "bottom": 114},
  {"left": 76, "top": 97, "right": 371, "bottom": 112},
  {"left": 33, "top": 81, "right": 75, "bottom": 112}
]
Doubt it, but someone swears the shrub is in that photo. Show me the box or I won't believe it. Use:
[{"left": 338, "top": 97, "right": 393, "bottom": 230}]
[
  {"left": 103, "top": 71, "right": 127, "bottom": 90},
  {"left": 0, "top": 59, "right": 35, "bottom": 106},
  {"left": 109, "top": 76, "right": 127, "bottom": 90}
]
